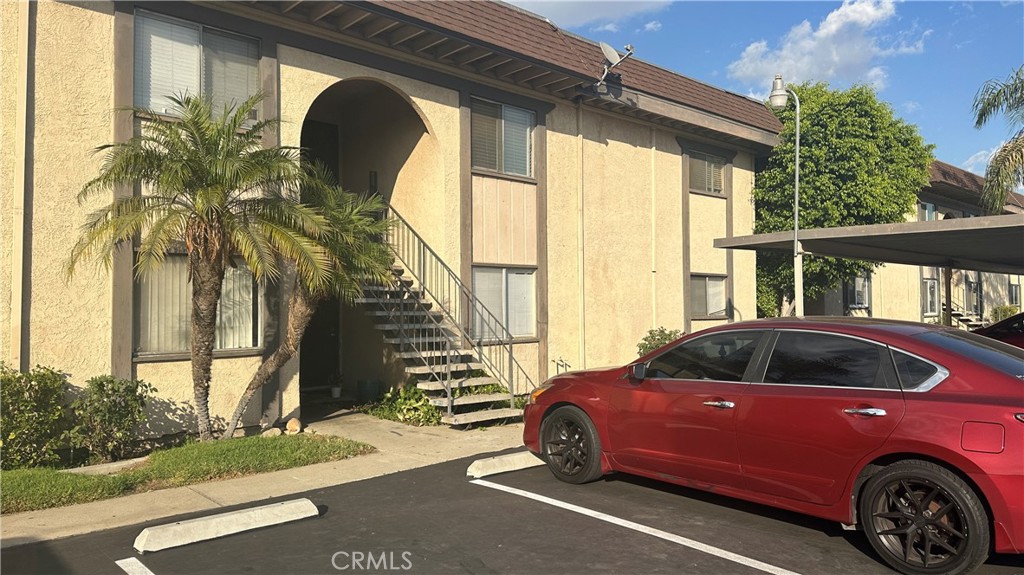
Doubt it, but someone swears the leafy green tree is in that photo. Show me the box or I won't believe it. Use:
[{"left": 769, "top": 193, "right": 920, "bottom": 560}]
[
  {"left": 973, "top": 65, "right": 1024, "bottom": 214},
  {"left": 66, "top": 93, "right": 331, "bottom": 441},
  {"left": 755, "top": 82, "right": 933, "bottom": 316},
  {"left": 222, "top": 173, "right": 395, "bottom": 439}
]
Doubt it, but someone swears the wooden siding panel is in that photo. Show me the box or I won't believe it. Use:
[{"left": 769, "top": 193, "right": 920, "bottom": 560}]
[{"left": 472, "top": 174, "right": 537, "bottom": 266}]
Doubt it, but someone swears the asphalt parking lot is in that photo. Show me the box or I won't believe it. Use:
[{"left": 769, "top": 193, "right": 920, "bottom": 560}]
[{"left": 4, "top": 451, "right": 1023, "bottom": 575}]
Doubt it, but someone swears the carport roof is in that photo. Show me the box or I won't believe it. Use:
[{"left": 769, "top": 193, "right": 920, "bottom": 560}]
[{"left": 714, "top": 214, "right": 1024, "bottom": 274}]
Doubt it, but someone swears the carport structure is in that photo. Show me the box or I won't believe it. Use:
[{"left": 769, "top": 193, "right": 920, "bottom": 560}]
[{"left": 715, "top": 213, "right": 1024, "bottom": 321}]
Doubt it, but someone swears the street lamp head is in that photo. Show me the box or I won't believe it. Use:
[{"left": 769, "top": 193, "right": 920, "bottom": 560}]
[{"left": 768, "top": 74, "right": 789, "bottom": 110}]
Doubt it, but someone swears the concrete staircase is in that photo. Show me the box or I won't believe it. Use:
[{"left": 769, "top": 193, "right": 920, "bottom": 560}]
[
  {"left": 943, "top": 303, "right": 987, "bottom": 329},
  {"left": 356, "top": 268, "right": 524, "bottom": 426}
]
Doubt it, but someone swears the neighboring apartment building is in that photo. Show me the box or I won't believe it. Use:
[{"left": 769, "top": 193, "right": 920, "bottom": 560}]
[
  {"left": 808, "top": 161, "right": 1024, "bottom": 325},
  {"left": 1, "top": 1, "right": 780, "bottom": 431}
]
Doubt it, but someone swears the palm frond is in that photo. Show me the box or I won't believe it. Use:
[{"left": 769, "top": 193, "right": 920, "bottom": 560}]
[{"left": 973, "top": 65, "right": 1024, "bottom": 128}]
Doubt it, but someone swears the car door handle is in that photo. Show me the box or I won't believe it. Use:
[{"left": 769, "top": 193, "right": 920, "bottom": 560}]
[
  {"left": 843, "top": 407, "right": 887, "bottom": 417},
  {"left": 703, "top": 400, "right": 735, "bottom": 409}
]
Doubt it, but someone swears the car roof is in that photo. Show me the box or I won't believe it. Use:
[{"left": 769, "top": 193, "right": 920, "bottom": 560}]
[{"left": 719, "top": 316, "right": 938, "bottom": 338}]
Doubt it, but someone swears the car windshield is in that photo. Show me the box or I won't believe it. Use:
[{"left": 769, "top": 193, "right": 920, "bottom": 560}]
[{"left": 916, "top": 330, "right": 1024, "bottom": 378}]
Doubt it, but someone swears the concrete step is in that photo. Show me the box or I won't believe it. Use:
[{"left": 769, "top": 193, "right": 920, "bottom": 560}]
[
  {"left": 429, "top": 392, "right": 512, "bottom": 407},
  {"left": 361, "top": 286, "right": 423, "bottom": 297},
  {"left": 417, "top": 376, "right": 499, "bottom": 392},
  {"left": 373, "top": 323, "right": 454, "bottom": 332},
  {"left": 355, "top": 298, "right": 431, "bottom": 309},
  {"left": 383, "top": 335, "right": 453, "bottom": 346},
  {"left": 365, "top": 310, "right": 442, "bottom": 318},
  {"left": 441, "top": 408, "right": 523, "bottom": 426},
  {"left": 405, "top": 362, "right": 486, "bottom": 376},
  {"left": 395, "top": 348, "right": 474, "bottom": 359}
]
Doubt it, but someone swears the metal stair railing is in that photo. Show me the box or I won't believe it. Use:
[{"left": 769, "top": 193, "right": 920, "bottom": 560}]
[
  {"left": 942, "top": 290, "right": 985, "bottom": 330},
  {"left": 369, "top": 277, "right": 458, "bottom": 416},
  {"left": 383, "top": 205, "right": 535, "bottom": 408}
]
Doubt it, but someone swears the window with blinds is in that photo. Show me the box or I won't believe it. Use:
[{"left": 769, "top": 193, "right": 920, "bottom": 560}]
[
  {"left": 135, "top": 255, "right": 259, "bottom": 354},
  {"left": 471, "top": 266, "right": 536, "bottom": 338},
  {"left": 471, "top": 98, "right": 534, "bottom": 178},
  {"left": 134, "top": 11, "right": 259, "bottom": 117},
  {"left": 688, "top": 151, "right": 725, "bottom": 195},
  {"left": 690, "top": 275, "right": 727, "bottom": 318}
]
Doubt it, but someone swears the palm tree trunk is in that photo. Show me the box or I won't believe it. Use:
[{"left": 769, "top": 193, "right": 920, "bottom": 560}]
[
  {"left": 221, "top": 282, "right": 318, "bottom": 439},
  {"left": 191, "top": 257, "right": 225, "bottom": 441}
]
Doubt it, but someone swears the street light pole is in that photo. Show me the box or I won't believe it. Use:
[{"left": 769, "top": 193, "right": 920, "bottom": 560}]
[{"left": 769, "top": 74, "right": 804, "bottom": 316}]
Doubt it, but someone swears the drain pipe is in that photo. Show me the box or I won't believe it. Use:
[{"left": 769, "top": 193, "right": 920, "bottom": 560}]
[
  {"left": 576, "top": 97, "right": 586, "bottom": 369},
  {"left": 650, "top": 126, "right": 657, "bottom": 328},
  {"left": 10, "top": 2, "right": 33, "bottom": 370}
]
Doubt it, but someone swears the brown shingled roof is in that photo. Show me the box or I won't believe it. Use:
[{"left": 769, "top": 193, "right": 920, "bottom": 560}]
[
  {"left": 927, "top": 160, "right": 1024, "bottom": 211},
  {"left": 929, "top": 160, "right": 985, "bottom": 194},
  {"left": 370, "top": 0, "right": 782, "bottom": 135}
]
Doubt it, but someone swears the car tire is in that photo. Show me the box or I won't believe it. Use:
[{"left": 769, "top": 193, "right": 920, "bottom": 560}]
[
  {"left": 859, "top": 460, "right": 990, "bottom": 575},
  {"left": 539, "top": 405, "right": 604, "bottom": 484}
]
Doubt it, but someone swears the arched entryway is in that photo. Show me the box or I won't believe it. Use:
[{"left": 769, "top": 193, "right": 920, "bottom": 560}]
[{"left": 298, "top": 78, "right": 441, "bottom": 412}]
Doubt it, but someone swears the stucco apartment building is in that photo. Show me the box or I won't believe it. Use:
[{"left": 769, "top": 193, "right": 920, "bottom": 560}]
[
  {"left": 809, "top": 160, "right": 1024, "bottom": 325},
  {"left": 1, "top": 1, "right": 781, "bottom": 431}
]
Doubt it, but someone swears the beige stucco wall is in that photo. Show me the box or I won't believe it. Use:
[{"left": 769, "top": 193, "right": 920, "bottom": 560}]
[
  {"left": 544, "top": 104, "right": 758, "bottom": 370},
  {"left": 869, "top": 263, "right": 922, "bottom": 321},
  {"left": 731, "top": 153, "right": 758, "bottom": 323},
  {"left": 1, "top": 1, "right": 20, "bottom": 363},
  {"left": 17, "top": 1, "right": 116, "bottom": 380}
]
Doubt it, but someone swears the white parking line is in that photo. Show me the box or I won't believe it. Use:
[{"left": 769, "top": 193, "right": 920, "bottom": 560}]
[
  {"left": 471, "top": 479, "right": 803, "bottom": 575},
  {"left": 115, "top": 557, "right": 156, "bottom": 575}
]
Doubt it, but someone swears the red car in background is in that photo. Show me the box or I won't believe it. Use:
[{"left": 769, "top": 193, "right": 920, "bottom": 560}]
[
  {"left": 524, "top": 318, "right": 1024, "bottom": 575},
  {"left": 974, "top": 311, "right": 1024, "bottom": 349}
]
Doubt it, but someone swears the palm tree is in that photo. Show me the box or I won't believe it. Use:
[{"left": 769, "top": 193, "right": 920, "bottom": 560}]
[
  {"left": 221, "top": 172, "right": 395, "bottom": 439},
  {"left": 66, "top": 93, "right": 331, "bottom": 441},
  {"left": 973, "top": 65, "right": 1024, "bottom": 214}
]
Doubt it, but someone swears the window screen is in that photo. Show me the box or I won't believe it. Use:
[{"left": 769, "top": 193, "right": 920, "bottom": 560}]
[
  {"left": 688, "top": 151, "right": 725, "bottom": 194},
  {"left": 691, "top": 275, "right": 727, "bottom": 317},
  {"left": 134, "top": 14, "right": 201, "bottom": 113},
  {"left": 471, "top": 98, "right": 534, "bottom": 177},
  {"left": 203, "top": 29, "right": 260, "bottom": 116}
]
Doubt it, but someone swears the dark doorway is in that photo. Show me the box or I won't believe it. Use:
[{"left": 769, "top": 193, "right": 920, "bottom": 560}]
[{"left": 299, "top": 120, "right": 341, "bottom": 396}]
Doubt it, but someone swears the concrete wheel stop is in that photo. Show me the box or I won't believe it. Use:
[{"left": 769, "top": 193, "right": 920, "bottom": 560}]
[
  {"left": 466, "top": 450, "right": 544, "bottom": 478},
  {"left": 133, "top": 498, "right": 319, "bottom": 553}
]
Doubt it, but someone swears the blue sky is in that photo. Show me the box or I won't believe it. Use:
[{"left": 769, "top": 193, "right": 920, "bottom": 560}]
[{"left": 509, "top": 0, "right": 1024, "bottom": 175}]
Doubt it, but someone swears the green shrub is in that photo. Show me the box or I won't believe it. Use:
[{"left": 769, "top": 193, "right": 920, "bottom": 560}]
[
  {"left": 0, "top": 364, "right": 72, "bottom": 470},
  {"left": 637, "top": 327, "right": 683, "bottom": 356},
  {"left": 990, "top": 305, "right": 1020, "bottom": 323},
  {"left": 70, "top": 375, "right": 156, "bottom": 463},
  {"left": 365, "top": 385, "right": 441, "bottom": 426}
]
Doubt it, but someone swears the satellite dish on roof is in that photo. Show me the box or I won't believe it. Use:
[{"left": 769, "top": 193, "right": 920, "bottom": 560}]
[
  {"left": 595, "top": 42, "right": 635, "bottom": 88},
  {"left": 600, "top": 42, "right": 622, "bottom": 66}
]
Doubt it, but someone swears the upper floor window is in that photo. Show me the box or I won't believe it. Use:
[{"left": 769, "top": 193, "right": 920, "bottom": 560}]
[
  {"left": 1010, "top": 282, "right": 1021, "bottom": 307},
  {"left": 471, "top": 98, "right": 535, "bottom": 178},
  {"left": 919, "top": 202, "right": 936, "bottom": 221},
  {"left": 845, "top": 273, "right": 871, "bottom": 310},
  {"left": 134, "top": 11, "right": 259, "bottom": 117},
  {"left": 688, "top": 151, "right": 725, "bottom": 195}
]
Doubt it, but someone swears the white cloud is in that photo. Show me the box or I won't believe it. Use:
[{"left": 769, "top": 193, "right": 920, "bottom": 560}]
[
  {"left": 962, "top": 146, "right": 998, "bottom": 176},
  {"left": 902, "top": 101, "right": 921, "bottom": 114},
  {"left": 727, "top": 0, "right": 931, "bottom": 93},
  {"left": 508, "top": 1, "right": 670, "bottom": 28},
  {"left": 642, "top": 20, "right": 662, "bottom": 32},
  {"left": 592, "top": 22, "right": 620, "bottom": 33}
]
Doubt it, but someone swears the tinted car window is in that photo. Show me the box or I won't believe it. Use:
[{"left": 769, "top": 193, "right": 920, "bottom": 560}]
[
  {"left": 648, "top": 331, "right": 764, "bottom": 382},
  {"left": 890, "top": 350, "right": 939, "bottom": 389},
  {"left": 916, "top": 330, "right": 1024, "bottom": 378},
  {"left": 764, "top": 331, "right": 889, "bottom": 388}
]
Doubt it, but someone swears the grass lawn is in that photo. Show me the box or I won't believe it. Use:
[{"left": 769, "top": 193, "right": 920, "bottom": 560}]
[{"left": 1, "top": 434, "right": 374, "bottom": 514}]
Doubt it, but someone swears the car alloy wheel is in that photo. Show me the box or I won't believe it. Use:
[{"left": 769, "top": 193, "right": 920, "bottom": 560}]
[
  {"left": 860, "top": 460, "right": 989, "bottom": 575},
  {"left": 540, "top": 405, "right": 603, "bottom": 484}
]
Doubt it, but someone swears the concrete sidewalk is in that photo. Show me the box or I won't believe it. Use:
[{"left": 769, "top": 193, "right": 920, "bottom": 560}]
[{"left": 0, "top": 410, "right": 526, "bottom": 549}]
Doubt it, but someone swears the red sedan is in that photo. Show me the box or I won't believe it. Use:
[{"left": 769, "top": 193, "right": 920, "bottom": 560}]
[
  {"left": 524, "top": 317, "right": 1024, "bottom": 575},
  {"left": 974, "top": 311, "right": 1024, "bottom": 349}
]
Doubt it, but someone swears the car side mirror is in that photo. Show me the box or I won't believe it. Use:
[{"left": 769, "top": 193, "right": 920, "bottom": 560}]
[{"left": 628, "top": 362, "right": 647, "bottom": 381}]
